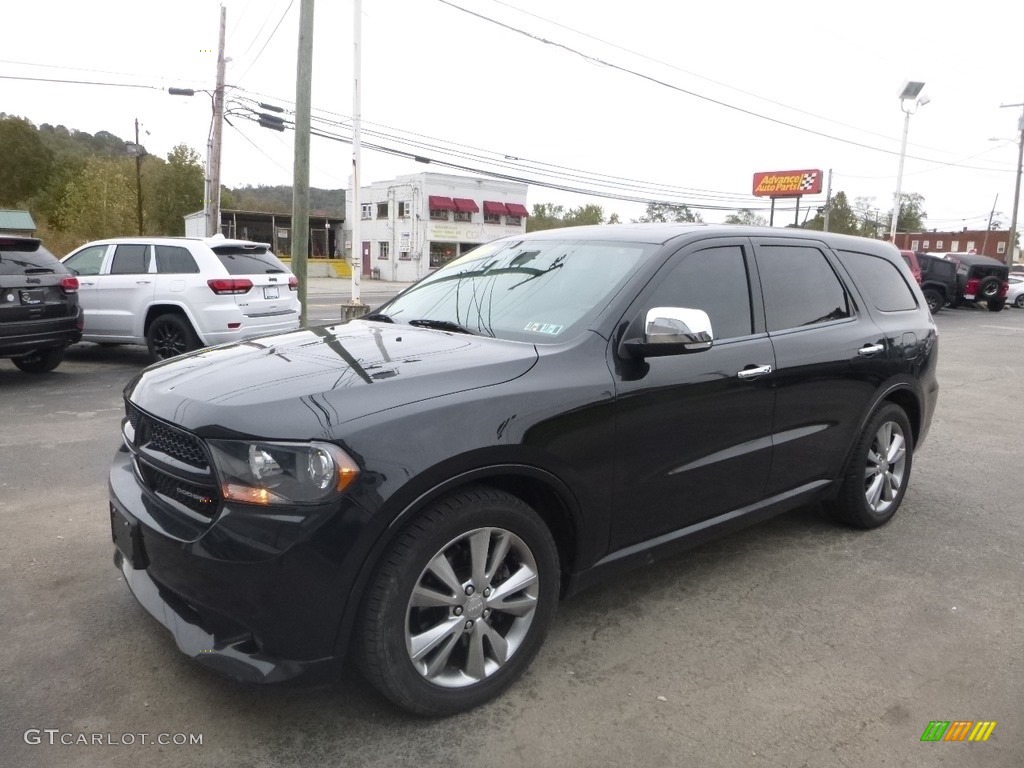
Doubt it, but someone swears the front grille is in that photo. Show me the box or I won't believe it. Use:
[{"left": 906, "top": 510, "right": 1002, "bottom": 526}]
[
  {"left": 125, "top": 401, "right": 208, "bottom": 470},
  {"left": 140, "top": 463, "right": 219, "bottom": 518}
]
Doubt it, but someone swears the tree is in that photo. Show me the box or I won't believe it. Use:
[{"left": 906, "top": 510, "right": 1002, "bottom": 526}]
[
  {"left": 724, "top": 208, "right": 767, "bottom": 226},
  {"left": 882, "top": 192, "right": 927, "bottom": 234},
  {"left": 143, "top": 145, "right": 204, "bottom": 235},
  {"left": 636, "top": 202, "right": 702, "bottom": 223},
  {"left": 562, "top": 204, "right": 605, "bottom": 227},
  {"left": 0, "top": 116, "right": 53, "bottom": 206},
  {"left": 803, "top": 191, "right": 861, "bottom": 235},
  {"left": 525, "top": 202, "right": 619, "bottom": 232},
  {"left": 57, "top": 157, "right": 137, "bottom": 241}
]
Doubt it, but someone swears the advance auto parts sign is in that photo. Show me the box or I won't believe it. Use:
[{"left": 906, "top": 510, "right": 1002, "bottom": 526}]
[{"left": 752, "top": 169, "right": 822, "bottom": 197}]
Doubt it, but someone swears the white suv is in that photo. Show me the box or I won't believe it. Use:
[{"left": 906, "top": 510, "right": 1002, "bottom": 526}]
[{"left": 61, "top": 236, "right": 300, "bottom": 359}]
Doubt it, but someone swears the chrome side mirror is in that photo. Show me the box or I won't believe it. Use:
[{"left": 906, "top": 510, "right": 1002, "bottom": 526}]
[{"left": 623, "top": 307, "right": 714, "bottom": 358}]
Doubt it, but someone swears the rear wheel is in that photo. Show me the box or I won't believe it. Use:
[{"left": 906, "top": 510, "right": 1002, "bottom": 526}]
[
  {"left": 357, "top": 486, "right": 559, "bottom": 716},
  {"left": 146, "top": 314, "right": 199, "bottom": 360},
  {"left": 987, "top": 298, "right": 1006, "bottom": 312},
  {"left": 12, "top": 346, "right": 65, "bottom": 373},
  {"left": 829, "top": 403, "right": 913, "bottom": 529},
  {"left": 922, "top": 288, "right": 943, "bottom": 314}
]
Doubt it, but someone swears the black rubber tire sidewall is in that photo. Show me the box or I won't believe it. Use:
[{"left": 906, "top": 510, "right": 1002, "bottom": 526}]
[
  {"left": 830, "top": 403, "right": 914, "bottom": 529},
  {"left": 921, "top": 288, "right": 943, "bottom": 314},
  {"left": 1015, "top": 295, "right": 1024, "bottom": 308},
  {"left": 12, "top": 346, "right": 65, "bottom": 373},
  {"left": 356, "top": 485, "right": 560, "bottom": 717},
  {"left": 986, "top": 298, "right": 1006, "bottom": 312},
  {"left": 146, "top": 314, "right": 198, "bottom": 360}
]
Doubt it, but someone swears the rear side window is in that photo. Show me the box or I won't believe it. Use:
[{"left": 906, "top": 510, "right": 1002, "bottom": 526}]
[
  {"left": 0, "top": 239, "right": 64, "bottom": 275},
  {"left": 839, "top": 250, "right": 917, "bottom": 312},
  {"left": 757, "top": 244, "right": 851, "bottom": 332},
  {"left": 645, "top": 245, "right": 754, "bottom": 340},
  {"left": 109, "top": 244, "right": 151, "bottom": 275},
  {"left": 155, "top": 245, "right": 200, "bottom": 274},
  {"left": 213, "top": 246, "right": 287, "bottom": 275}
]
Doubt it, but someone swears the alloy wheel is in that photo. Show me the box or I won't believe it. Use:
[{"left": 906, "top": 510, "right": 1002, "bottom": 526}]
[
  {"left": 151, "top": 323, "right": 188, "bottom": 358},
  {"left": 864, "top": 421, "right": 907, "bottom": 515}
]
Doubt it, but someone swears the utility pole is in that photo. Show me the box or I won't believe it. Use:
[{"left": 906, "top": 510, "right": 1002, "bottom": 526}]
[
  {"left": 292, "top": 0, "right": 314, "bottom": 327},
  {"left": 134, "top": 118, "right": 144, "bottom": 235},
  {"left": 342, "top": 0, "right": 367, "bottom": 319},
  {"left": 823, "top": 168, "right": 833, "bottom": 232},
  {"left": 208, "top": 5, "right": 227, "bottom": 237},
  {"left": 981, "top": 193, "right": 998, "bottom": 257},
  {"left": 1001, "top": 103, "right": 1024, "bottom": 268}
]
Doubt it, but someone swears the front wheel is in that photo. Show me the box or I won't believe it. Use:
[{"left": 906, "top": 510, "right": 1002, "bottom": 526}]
[
  {"left": 922, "top": 288, "right": 943, "bottom": 314},
  {"left": 986, "top": 298, "right": 1006, "bottom": 312},
  {"left": 1015, "top": 294, "right": 1024, "bottom": 309},
  {"left": 356, "top": 486, "right": 560, "bottom": 716},
  {"left": 829, "top": 403, "right": 914, "bottom": 529},
  {"left": 12, "top": 346, "right": 65, "bottom": 373},
  {"left": 146, "top": 314, "right": 199, "bottom": 360}
]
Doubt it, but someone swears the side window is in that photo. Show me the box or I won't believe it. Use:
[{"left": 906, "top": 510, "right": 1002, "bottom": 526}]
[
  {"left": 109, "top": 244, "right": 151, "bottom": 275},
  {"left": 838, "top": 250, "right": 917, "bottom": 312},
  {"left": 155, "top": 245, "right": 199, "bottom": 274},
  {"left": 757, "top": 245, "right": 851, "bottom": 332},
  {"left": 63, "top": 245, "right": 107, "bottom": 276},
  {"left": 645, "top": 245, "right": 754, "bottom": 340}
]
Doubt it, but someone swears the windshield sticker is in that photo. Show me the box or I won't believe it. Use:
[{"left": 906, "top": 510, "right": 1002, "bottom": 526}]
[{"left": 524, "top": 322, "right": 564, "bottom": 335}]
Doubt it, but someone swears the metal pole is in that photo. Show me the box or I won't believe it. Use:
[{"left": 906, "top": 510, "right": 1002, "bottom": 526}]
[
  {"left": 292, "top": 0, "right": 314, "bottom": 327},
  {"left": 981, "top": 193, "right": 998, "bottom": 258},
  {"left": 134, "top": 118, "right": 144, "bottom": 235},
  {"left": 890, "top": 107, "right": 911, "bottom": 242},
  {"left": 769, "top": 197, "right": 776, "bottom": 227},
  {"left": 794, "top": 196, "right": 800, "bottom": 227},
  {"left": 823, "top": 168, "right": 833, "bottom": 232},
  {"left": 208, "top": 5, "right": 227, "bottom": 237},
  {"left": 1002, "top": 104, "right": 1024, "bottom": 268},
  {"left": 347, "top": 0, "right": 364, "bottom": 311}
]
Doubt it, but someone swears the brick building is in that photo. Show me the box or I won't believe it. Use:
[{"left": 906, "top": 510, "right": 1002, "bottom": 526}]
[{"left": 892, "top": 229, "right": 1016, "bottom": 265}]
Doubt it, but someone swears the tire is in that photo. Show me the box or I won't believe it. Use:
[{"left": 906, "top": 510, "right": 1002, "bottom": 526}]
[
  {"left": 921, "top": 288, "right": 943, "bottom": 314},
  {"left": 146, "top": 314, "right": 199, "bottom": 360},
  {"left": 977, "top": 276, "right": 1001, "bottom": 301},
  {"left": 12, "top": 346, "right": 65, "bottom": 373},
  {"left": 1015, "top": 294, "right": 1024, "bottom": 309},
  {"left": 986, "top": 298, "right": 1006, "bottom": 312},
  {"left": 947, "top": 295, "right": 963, "bottom": 308},
  {"left": 356, "top": 485, "right": 560, "bottom": 716},
  {"left": 829, "top": 403, "right": 914, "bottom": 529}
]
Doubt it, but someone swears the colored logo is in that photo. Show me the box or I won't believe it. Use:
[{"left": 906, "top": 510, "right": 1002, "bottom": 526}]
[{"left": 920, "top": 721, "right": 997, "bottom": 742}]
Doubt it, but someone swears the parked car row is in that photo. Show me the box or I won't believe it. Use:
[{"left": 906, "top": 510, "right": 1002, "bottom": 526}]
[{"left": 900, "top": 250, "right": 1012, "bottom": 312}]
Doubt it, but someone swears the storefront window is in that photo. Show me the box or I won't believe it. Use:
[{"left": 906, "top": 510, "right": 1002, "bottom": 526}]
[{"left": 430, "top": 242, "right": 458, "bottom": 269}]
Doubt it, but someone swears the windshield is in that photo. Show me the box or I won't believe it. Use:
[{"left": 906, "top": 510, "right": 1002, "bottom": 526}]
[{"left": 375, "top": 238, "right": 654, "bottom": 342}]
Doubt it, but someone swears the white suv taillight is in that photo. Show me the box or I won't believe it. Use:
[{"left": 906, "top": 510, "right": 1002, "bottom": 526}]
[
  {"left": 208, "top": 278, "right": 253, "bottom": 295},
  {"left": 288, "top": 275, "right": 298, "bottom": 291},
  {"left": 59, "top": 276, "right": 79, "bottom": 294}
]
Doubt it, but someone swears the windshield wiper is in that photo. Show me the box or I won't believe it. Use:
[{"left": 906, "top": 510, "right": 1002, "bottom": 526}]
[
  {"left": 407, "top": 318, "right": 475, "bottom": 335},
  {"left": 362, "top": 312, "right": 394, "bottom": 323}
]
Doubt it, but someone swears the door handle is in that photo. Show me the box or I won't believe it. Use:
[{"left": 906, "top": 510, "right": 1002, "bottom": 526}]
[
  {"left": 80, "top": 280, "right": 95, "bottom": 286},
  {"left": 136, "top": 280, "right": 152, "bottom": 285},
  {"left": 737, "top": 364, "right": 773, "bottom": 380},
  {"left": 858, "top": 343, "right": 884, "bottom": 356}
]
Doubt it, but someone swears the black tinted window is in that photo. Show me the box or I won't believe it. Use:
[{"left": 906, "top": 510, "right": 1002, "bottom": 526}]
[
  {"left": 155, "top": 245, "right": 200, "bottom": 274},
  {"left": 758, "top": 245, "right": 851, "bottom": 331},
  {"left": 109, "top": 244, "right": 150, "bottom": 274},
  {"left": 213, "top": 246, "right": 287, "bottom": 275},
  {"left": 839, "top": 250, "right": 917, "bottom": 311},
  {"left": 646, "top": 245, "right": 754, "bottom": 340},
  {"left": 63, "top": 245, "right": 107, "bottom": 276},
  {"left": 0, "top": 240, "right": 64, "bottom": 275}
]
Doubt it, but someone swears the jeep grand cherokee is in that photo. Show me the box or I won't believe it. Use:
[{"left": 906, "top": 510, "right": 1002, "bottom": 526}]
[{"left": 109, "top": 225, "right": 938, "bottom": 715}]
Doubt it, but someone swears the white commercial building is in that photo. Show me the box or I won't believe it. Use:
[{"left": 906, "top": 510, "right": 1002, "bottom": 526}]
[{"left": 345, "top": 172, "right": 529, "bottom": 282}]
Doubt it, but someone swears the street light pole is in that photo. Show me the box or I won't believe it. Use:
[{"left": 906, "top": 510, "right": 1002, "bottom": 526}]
[
  {"left": 890, "top": 81, "right": 928, "bottom": 243},
  {"left": 342, "top": 0, "right": 367, "bottom": 320},
  {"left": 1001, "top": 103, "right": 1024, "bottom": 268},
  {"left": 208, "top": 5, "right": 227, "bottom": 237}
]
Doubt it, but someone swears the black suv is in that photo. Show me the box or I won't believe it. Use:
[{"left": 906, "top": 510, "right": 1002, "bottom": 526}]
[
  {"left": 0, "top": 236, "right": 82, "bottom": 373},
  {"left": 943, "top": 252, "right": 1010, "bottom": 310},
  {"left": 916, "top": 253, "right": 958, "bottom": 313},
  {"left": 110, "top": 225, "right": 938, "bottom": 715}
]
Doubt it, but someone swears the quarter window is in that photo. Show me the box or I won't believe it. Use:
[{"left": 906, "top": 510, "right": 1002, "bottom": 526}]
[
  {"left": 838, "top": 250, "right": 917, "bottom": 312},
  {"left": 109, "top": 244, "right": 151, "bottom": 275},
  {"left": 644, "top": 245, "right": 754, "bottom": 340},
  {"left": 757, "top": 245, "right": 851, "bottom": 331},
  {"left": 155, "top": 245, "right": 200, "bottom": 274}
]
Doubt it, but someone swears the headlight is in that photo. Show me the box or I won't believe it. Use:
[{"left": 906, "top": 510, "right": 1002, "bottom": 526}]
[{"left": 207, "top": 440, "right": 360, "bottom": 506}]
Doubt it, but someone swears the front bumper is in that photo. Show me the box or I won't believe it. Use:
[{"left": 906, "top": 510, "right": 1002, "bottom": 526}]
[{"left": 108, "top": 445, "right": 366, "bottom": 683}]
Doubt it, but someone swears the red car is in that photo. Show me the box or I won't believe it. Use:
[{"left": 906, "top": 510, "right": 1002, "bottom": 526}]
[{"left": 899, "top": 250, "right": 922, "bottom": 284}]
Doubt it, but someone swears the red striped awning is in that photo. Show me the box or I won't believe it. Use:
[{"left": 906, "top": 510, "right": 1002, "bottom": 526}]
[
  {"left": 505, "top": 202, "right": 529, "bottom": 217},
  {"left": 428, "top": 195, "right": 457, "bottom": 211},
  {"left": 483, "top": 200, "right": 510, "bottom": 215},
  {"left": 452, "top": 198, "right": 479, "bottom": 213}
]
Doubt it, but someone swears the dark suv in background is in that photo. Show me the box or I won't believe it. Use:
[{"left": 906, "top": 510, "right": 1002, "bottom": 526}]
[
  {"left": 943, "top": 252, "right": 1010, "bottom": 311},
  {"left": 0, "top": 237, "right": 82, "bottom": 373},
  {"left": 110, "top": 225, "right": 938, "bottom": 715},
  {"left": 916, "top": 253, "right": 958, "bottom": 313}
]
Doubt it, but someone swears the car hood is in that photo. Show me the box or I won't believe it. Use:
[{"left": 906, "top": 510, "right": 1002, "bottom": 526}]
[{"left": 125, "top": 320, "right": 538, "bottom": 438}]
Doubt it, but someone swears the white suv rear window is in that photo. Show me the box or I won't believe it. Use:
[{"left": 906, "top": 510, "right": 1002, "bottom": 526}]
[{"left": 212, "top": 246, "right": 288, "bottom": 275}]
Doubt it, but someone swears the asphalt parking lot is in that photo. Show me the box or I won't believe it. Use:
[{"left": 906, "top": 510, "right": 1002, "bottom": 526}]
[{"left": 1, "top": 304, "right": 1022, "bottom": 768}]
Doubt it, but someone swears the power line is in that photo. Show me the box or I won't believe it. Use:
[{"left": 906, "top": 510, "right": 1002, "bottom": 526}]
[
  {"left": 235, "top": 0, "right": 297, "bottom": 84},
  {"left": 0, "top": 59, "right": 203, "bottom": 87},
  {"left": 0, "top": 74, "right": 165, "bottom": 90},
  {"left": 433, "top": 0, "right": 1014, "bottom": 173}
]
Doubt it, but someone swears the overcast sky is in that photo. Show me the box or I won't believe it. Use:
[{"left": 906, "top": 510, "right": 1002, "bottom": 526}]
[{"left": 4, "top": 0, "right": 1023, "bottom": 228}]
